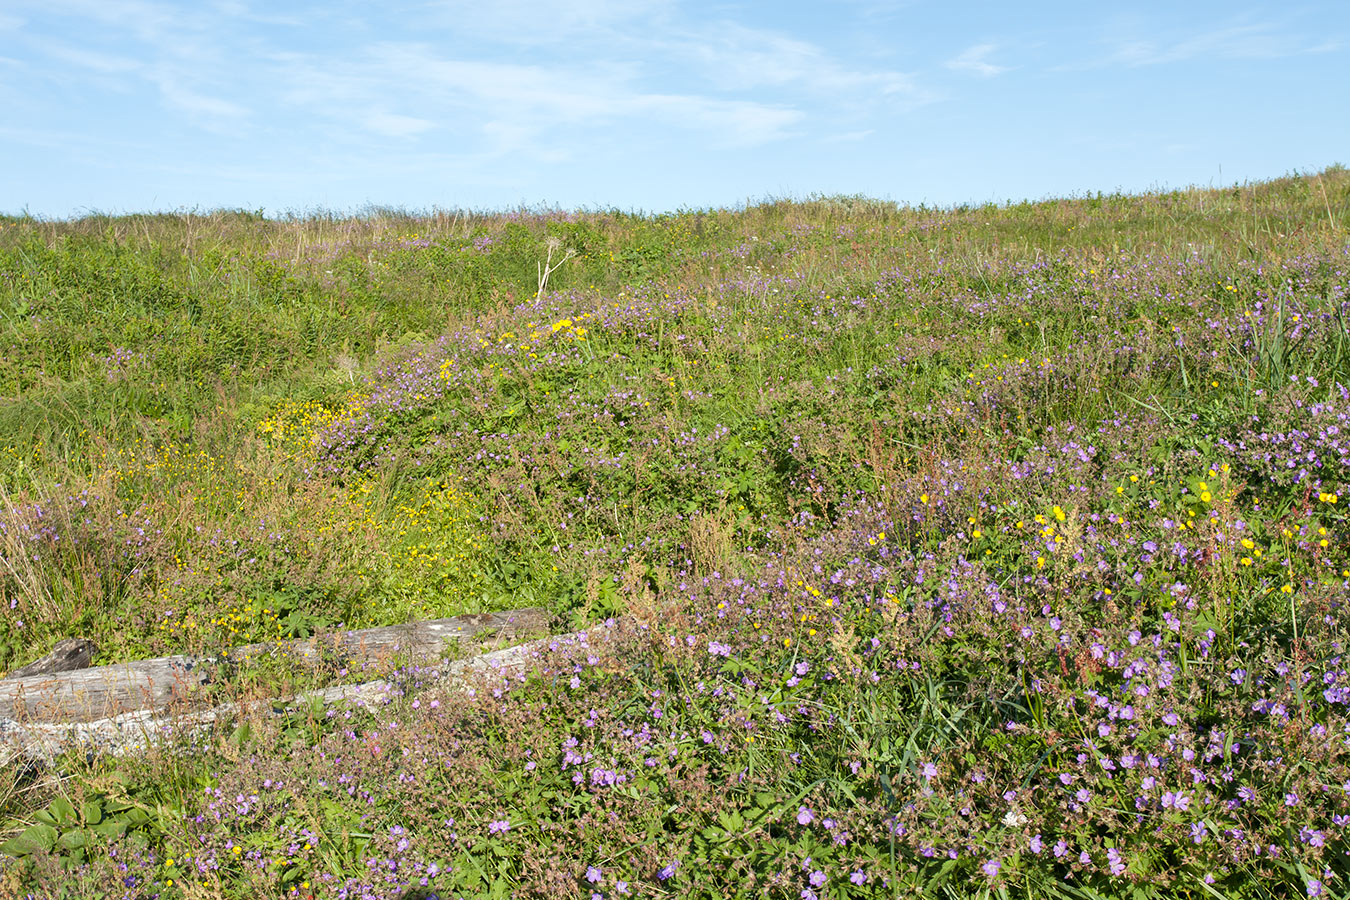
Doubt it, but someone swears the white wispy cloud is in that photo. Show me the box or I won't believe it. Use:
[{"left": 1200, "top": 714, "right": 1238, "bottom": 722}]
[
  {"left": 363, "top": 111, "right": 436, "bottom": 139},
  {"left": 29, "top": 38, "right": 142, "bottom": 74},
  {"left": 17, "top": 0, "right": 931, "bottom": 149},
  {"left": 153, "top": 76, "right": 250, "bottom": 123},
  {"left": 1104, "top": 21, "right": 1332, "bottom": 66},
  {"left": 209, "top": 0, "right": 305, "bottom": 27},
  {"left": 945, "top": 43, "right": 1009, "bottom": 77},
  {"left": 274, "top": 41, "right": 805, "bottom": 151},
  {"left": 18, "top": 1, "right": 251, "bottom": 131},
  {"left": 426, "top": 0, "right": 674, "bottom": 45},
  {"left": 822, "top": 129, "right": 874, "bottom": 143},
  {"left": 631, "top": 94, "right": 804, "bottom": 146},
  {"left": 668, "top": 21, "right": 922, "bottom": 99},
  {"left": 8, "top": 0, "right": 939, "bottom": 203},
  {"left": 0, "top": 124, "right": 157, "bottom": 161},
  {"left": 26, "top": 0, "right": 212, "bottom": 51}
]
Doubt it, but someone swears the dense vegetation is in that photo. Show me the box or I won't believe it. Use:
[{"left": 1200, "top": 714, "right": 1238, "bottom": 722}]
[{"left": 1, "top": 167, "right": 1348, "bottom": 898}]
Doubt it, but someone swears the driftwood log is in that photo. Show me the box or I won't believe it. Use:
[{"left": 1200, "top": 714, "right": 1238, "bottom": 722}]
[
  {"left": 4, "top": 638, "right": 98, "bottom": 680},
  {"left": 0, "top": 619, "right": 602, "bottom": 766},
  {"left": 0, "top": 608, "right": 549, "bottom": 724}
]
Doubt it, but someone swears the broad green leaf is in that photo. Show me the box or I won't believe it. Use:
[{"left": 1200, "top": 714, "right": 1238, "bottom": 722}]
[
  {"left": 48, "top": 798, "right": 77, "bottom": 828},
  {"left": 1, "top": 823, "right": 59, "bottom": 856},
  {"left": 91, "top": 821, "right": 127, "bottom": 840},
  {"left": 57, "top": 829, "right": 89, "bottom": 851},
  {"left": 122, "top": 808, "right": 151, "bottom": 827}
]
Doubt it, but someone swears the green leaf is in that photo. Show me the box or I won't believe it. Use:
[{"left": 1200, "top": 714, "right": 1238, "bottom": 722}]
[
  {"left": 91, "top": 821, "right": 127, "bottom": 840},
  {"left": 81, "top": 800, "right": 103, "bottom": 826},
  {"left": 121, "top": 808, "right": 151, "bottom": 827},
  {"left": 1, "top": 823, "right": 59, "bottom": 856},
  {"left": 718, "top": 810, "right": 744, "bottom": 833},
  {"left": 49, "top": 797, "right": 78, "bottom": 828},
  {"left": 57, "top": 829, "right": 89, "bottom": 851}
]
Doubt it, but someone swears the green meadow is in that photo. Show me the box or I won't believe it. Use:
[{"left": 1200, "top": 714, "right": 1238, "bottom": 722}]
[{"left": 0, "top": 168, "right": 1348, "bottom": 898}]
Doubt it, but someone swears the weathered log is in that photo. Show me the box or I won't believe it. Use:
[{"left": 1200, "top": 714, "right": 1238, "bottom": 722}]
[
  {"left": 0, "top": 655, "right": 213, "bottom": 723},
  {"left": 4, "top": 638, "right": 98, "bottom": 679},
  {"left": 0, "top": 608, "right": 549, "bottom": 724},
  {"left": 0, "top": 623, "right": 591, "bottom": 766},
  {"left": 224, "top": 608, "right": 550, "bottom": 667}
]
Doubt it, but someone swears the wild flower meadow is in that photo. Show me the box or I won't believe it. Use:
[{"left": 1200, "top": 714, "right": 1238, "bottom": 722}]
[{"left": 0, "top": 170, "right": 1348, "bottom": 898}]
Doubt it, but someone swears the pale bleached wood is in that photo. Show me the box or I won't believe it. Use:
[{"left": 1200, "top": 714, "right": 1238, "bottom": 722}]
[
  {"left": 0, "top": 621, "right": 596, "bottom": 766},
  {"left": 0, "top": 656, "right": 207, "bottom": 723},
  {"left": 0, "top": 608, "right": 549, "bottom": 724},
  {"left": 224, "top": 608, "right": 549, "bottom": 666}
]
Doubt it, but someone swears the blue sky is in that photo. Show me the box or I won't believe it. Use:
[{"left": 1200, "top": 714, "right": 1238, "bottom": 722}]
[{"left": 2, "top": 0, "right": 1347, "bottom": 217}]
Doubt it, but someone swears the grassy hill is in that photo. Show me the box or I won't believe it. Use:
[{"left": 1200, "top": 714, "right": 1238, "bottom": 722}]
[{"left": 0, "top": 168, "right": 1348, "bottom": 898}]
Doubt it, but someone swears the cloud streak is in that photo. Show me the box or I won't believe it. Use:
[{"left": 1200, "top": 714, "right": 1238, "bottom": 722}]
[
  {"left": 671, "top": 21, "right": 921, "bottom": 97},
  {"left": 1103, "top": 21, "right": 1335, "bottom": 67},
  {"left": 11, "top": 0, "right": 929, "bottom": 160},
  {"left": 945, "top": 43, "right": 1009, "bottom": 77},
  {"left": 274, "top": 42, "right": 806, "bottom": 152}
]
